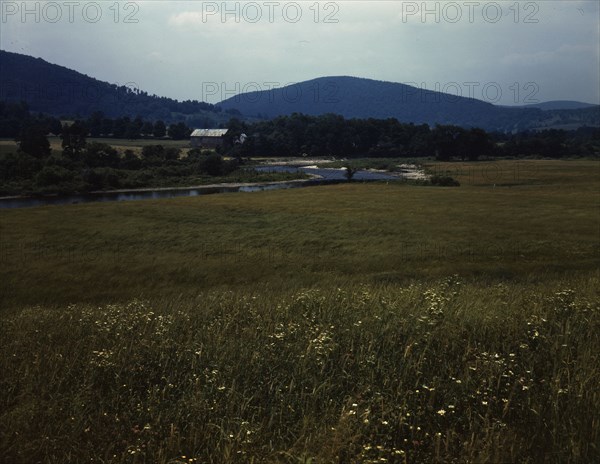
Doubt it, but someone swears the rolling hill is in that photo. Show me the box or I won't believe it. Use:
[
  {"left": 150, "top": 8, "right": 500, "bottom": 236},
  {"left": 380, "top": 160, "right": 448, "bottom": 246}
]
[
  {"left": 0, "top": 50, "right": 233, "bottom": 126},
  {"left": 217, "top": 76, "right": 599, "bottom": 132},
  {"left": 1, "top": 50, "right": 598, "bottom": 132}
]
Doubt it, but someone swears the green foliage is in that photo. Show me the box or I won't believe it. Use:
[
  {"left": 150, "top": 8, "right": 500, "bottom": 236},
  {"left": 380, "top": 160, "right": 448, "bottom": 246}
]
[
  {"left": 152, "top": 120, "right": 167, "bottom": 138},
  {"left": 1, "top": 160, "right": 598, "bottom": 461},
  {"left": 16, "top": 124, "right": 51, "bottom": 159},
  {"left": 344, "top": 165, "right": 356, "bottom": 181},
  {"left": 430, "top": 175, "right": 460, "bottom": 186},
  {"left": 167, "top": 122, "right": 192, "bottom": 140},
  {"left": 35, "top": 165, "right": 74, "bottom": 187},
  {"left": 61, "top": 121, "right": 88, "bottom": 159},
  {"left": 186, "top": 148, "right": 213, "bottom": 159},
  {"left": 2, "top": 160, "right": 597, "bottom": 303},
  {"left": 200, "top": 153, "right": 226, "bottom": 176},
  {"left": 232, "top": 114, "right": 597, "bottom": 160},
  {"left": 141, "top": 144, "right": 180, "bottom": 162},
  {"left": 84, "top": 142, "right": 120, "bottom": 168},
  {"left": 1, "top": 279, "right": 598, "bottom": 463},
  {"left": 0, "top": 152, "right": 41, "bottom": 181}
]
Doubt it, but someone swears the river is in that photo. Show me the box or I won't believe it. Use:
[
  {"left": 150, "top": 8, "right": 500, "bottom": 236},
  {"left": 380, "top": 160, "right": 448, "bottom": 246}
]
[{"left": 0, "top": 165, "right": 410, "bottom": 209}]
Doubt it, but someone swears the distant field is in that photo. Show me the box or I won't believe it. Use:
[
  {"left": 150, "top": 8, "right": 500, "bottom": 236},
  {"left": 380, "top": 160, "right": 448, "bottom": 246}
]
[
  {"left": 1, "top": 160, "right": 598, "bottom": 306},
  {"left": 1, "top": 160, "right": 599, "bottom": 463},
  {"left": 0, "top": 137, "right": 193, "bottom": 156}
]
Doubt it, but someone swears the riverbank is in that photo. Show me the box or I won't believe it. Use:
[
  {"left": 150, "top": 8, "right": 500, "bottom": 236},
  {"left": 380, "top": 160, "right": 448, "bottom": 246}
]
[{"left": 1, "top": 164, "right": 427, "bottom": 208}]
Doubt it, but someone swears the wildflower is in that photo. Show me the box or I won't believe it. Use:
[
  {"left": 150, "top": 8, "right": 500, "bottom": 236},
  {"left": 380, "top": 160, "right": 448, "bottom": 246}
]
[{"left": 437, "top": 409, "right": 446, "bottom": 416}]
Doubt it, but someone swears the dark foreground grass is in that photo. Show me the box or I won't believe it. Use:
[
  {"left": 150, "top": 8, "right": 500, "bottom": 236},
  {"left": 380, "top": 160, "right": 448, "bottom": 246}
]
[
  {"left": 1, "top": 277, "right": 599, "bottom": 463},
  {"left": 0, "top": 160, "right": 599, "bottom": 462}
]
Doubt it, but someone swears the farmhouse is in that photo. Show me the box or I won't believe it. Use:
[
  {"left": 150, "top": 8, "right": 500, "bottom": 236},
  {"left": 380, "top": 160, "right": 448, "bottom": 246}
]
[{"left": 190, "top": 129, "right": 229, "bottom": 148}]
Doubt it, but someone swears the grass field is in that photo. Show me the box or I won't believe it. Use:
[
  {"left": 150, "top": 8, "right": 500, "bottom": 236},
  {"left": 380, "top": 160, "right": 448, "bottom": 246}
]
[
  {"left": 1, "top": 160, "right": 599, "bottom": 462},
  {"left": 0, "top": 137, "right": 195, "bottom": 157}
]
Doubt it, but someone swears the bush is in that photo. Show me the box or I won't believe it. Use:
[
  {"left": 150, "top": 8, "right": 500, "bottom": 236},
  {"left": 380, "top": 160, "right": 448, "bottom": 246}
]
[
  {"left": 35, "top": 166, "right": 74, "bottom": 187},
  {"left": 200, "top": 154, "right": 225, "bottom": 176},
  {"left": 0, "top": 152, "right": 41, "bottom": 181},
  {"left": 186, "top": 148, "right": 213, "bottom": 159},
  {"left": 430, "top": 175, "right": 460, "bottom": 187},
  {"left": 141, "top": 145, "right": 180, "bottom": 162},
  {"left": 84, "top": 142, "right": 120, "bottom": 168}
]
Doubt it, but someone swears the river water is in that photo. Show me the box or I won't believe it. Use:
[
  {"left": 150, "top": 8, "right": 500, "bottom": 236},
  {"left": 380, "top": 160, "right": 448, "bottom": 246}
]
[{"left": 0, "top": 166, "right": 402, "bottom": 209}]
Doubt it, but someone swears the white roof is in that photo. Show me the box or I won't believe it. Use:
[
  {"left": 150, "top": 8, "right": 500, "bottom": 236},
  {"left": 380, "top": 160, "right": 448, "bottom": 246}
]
[{"left": 191, "top": 129, "right": 228, "bottom": 137}]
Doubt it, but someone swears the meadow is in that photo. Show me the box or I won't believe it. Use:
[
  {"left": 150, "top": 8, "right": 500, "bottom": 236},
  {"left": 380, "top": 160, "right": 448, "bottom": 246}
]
[
  {"left": 0, "top": 137, "right": 193, "bottom": 155},
  {"left": 0, "top": 160, "right": 599, "bottom": 463}
]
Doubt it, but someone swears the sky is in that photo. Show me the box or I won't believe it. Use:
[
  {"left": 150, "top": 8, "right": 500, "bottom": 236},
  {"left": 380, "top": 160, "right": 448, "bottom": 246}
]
[{"left": 1, "top": 0, "right": 599, "bottom": 105}]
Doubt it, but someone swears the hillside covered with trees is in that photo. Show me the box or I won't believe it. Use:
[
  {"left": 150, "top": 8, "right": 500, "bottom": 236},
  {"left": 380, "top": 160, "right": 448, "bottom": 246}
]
[
  {"left": 2, "top": 51, "right": 598, "bottom": 134},
  {"left": 218, "top": 76, "right": 600, "bottom": 132},
  {"left": 0, "top": 50, "right": 239, "bottom": 126}
]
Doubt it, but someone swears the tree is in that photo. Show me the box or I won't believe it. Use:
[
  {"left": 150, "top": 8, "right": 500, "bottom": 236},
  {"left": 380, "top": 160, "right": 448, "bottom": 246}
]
[
  {"left": 112, "top": 117, "right": 129, "bottom": 138},
  {"left": 141, "top": 144, "right": 180, "bottom": 162},
  {"left": 141, "top": 121, "right": 154, "bottom": 136},
  {"left": 462, "top": 128, "right": 494, "bottom": 161},
  {"left": 16, "top": 124, "right": 51, "bottom": 159},
  {"left": 201, "top": 154, "right": 225, "bottom": 176},
  {"left": 224, "top": 117, "right": 247, "bottom": 148},
  {"left": 101, "top": 118, "right": 114, "bottom": 136},
  {"left": 61, "top": 121, "right": 88, "bottom": 159},
  {"left": 433, "top": 125, "right": 465, "bottom": 161},
  {"left": 84, "top": 142, "right": 120, "bottom": 168},
  {"left": 126, "top": 116, "right": 144, "bottom": 139},
  {"left": 88, "top": 111, "right": 104, "bottom": 137},
  {"left": 344, "top": 165, "right": 356, "bottom": 181},
  {"left": 153, "top": 120, "right": 166, "bottom": 138},
  {"left": 167, "top": 122, "right": 191, "bottom": 140}
]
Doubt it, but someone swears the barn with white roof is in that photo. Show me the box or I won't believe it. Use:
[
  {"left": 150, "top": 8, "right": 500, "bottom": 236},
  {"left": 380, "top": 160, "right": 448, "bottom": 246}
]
[{"left": 190, "top": 129, "right": 229, "bottom": 148}]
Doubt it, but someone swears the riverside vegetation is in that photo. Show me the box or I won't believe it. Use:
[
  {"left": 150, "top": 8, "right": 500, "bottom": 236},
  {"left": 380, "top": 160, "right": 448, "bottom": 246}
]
[{"left": 0, "top": 160, "right": 599, "bottom": 463}]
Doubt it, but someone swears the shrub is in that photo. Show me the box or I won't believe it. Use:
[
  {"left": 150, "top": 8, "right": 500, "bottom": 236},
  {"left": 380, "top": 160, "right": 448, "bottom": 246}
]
[
  {"left": 35, "top": 166, "right": 74, "bottom": 187},
  {"left": 430, "top": 175, "right": 460, "bottom": 186}
]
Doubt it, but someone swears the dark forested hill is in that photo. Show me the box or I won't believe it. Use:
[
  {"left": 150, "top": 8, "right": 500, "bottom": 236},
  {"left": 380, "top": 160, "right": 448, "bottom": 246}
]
[
  {"left": 1, "top": 51, "right": 598, "bottom": 132},
  {"left": 0, "top": 50, "right": 234, "bottom": 126},
  {"left": 217, "top": 76, "right": 599, "bottom": 132}
]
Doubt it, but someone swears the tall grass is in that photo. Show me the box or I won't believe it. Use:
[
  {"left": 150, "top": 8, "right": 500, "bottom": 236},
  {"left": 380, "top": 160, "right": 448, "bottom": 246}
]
[
  {"left": 1, "top": 160, "right": 598, "bottom": 462},
  {"left": 2, "top": 161, "right": 599, "bottom": 307},
  {"left": 1, "top": 275, "right": 598, "bottom": 463}
]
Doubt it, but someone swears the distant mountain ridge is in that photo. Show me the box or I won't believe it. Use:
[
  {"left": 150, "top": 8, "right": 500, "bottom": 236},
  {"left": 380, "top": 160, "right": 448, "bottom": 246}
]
[
  {"left": 1, "top": 51, "right": 598, "bottom": 132},
  {"left": 0, "top": 50, "right": 233, "bottom": 126},
  {"left": 217, "top": 76, "right": 599, "bottom": 132},
  {"left": 511, "top": 101, "right": 599, "bottom": 111}
]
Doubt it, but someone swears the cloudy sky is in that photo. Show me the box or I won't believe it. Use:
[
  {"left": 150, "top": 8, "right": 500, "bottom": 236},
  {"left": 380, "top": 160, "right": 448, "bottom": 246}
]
[{"left": 2, "top": 1, "right": 599, "bottom": 105}]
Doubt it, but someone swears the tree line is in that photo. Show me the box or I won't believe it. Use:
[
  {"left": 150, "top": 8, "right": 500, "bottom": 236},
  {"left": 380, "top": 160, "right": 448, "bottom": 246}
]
[
  {"left": 2, "top": 101, "right": 599, "bottom": 165},
  {"left": 228, "top": 113, "right": 600, "bottom": 160},
  {"left": 0, "top": 102, "right": 194, "bottom": 140}
]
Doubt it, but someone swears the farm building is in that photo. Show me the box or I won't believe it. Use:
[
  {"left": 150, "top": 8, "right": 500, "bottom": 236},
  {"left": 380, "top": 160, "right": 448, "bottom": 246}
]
[{"left": 190, "top": 129, "right": 229, "bottom": 148}]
